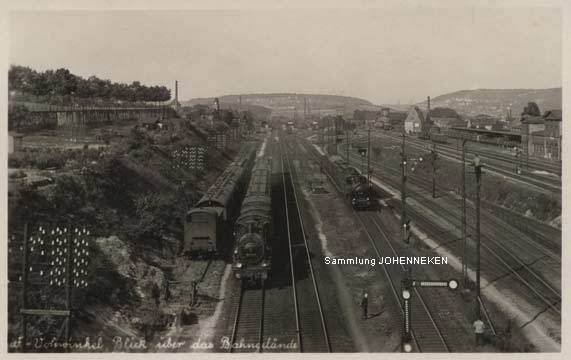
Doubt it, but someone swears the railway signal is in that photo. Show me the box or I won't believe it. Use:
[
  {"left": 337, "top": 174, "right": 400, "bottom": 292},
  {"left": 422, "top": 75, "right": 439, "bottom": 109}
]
[
  {"left": 461, "top": 139, "right": 468, "bottom": 288},
  {"left": 399, "top": 134, "right": 423, "bottom": 245},
  {"left": 403, "top": 220, "right": 412, "bottom": 243},
  {"left": 402, "top": 283, "right": 413, "bottom": 352},
  {"left": 515, "top": 148, "right": 522, "bottom": 174},
  {"left": 400, "top": 132, "right": 408, "bottom": 245},
  {"left": 401, "top": 270, "right": 459, "bottom": 353},
  {"left": 431, "top": 143, "right": 437, "bottom": 198},
  {"left": 358, "top": 147, "right": 367, "bottom": 175},
  {"left": 9, "top": 221, "right": 92, "bottom": 352}
]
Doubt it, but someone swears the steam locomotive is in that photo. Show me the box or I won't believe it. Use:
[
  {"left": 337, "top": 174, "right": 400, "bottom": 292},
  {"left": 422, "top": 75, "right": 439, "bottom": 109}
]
[
  {"left": 232, "top": 154, "right": 272, "bottom": 284},
  {"left": 345, "top": 172, "right": 372, "bottom": 210},
  {"left": 323, "top": 157, "right": 373, "bottom": 210}
]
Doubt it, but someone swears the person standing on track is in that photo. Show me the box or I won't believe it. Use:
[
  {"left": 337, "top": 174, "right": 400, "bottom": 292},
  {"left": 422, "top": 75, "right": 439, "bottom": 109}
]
[
  {"left": 152, "top": 282, "right": 161, "bottom": 307},
  {"left": 473, "top": 318, "right": 485, "bottom": 347},
  {"left": 361, "top": 292, "right": 369, "bottom": 320},
  {"left": 190, "top": 279, "right": 198, "bottom": 307}
]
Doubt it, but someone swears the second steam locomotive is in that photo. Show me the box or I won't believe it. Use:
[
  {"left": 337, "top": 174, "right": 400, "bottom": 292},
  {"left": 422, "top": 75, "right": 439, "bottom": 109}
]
[{"left": 323, "top": 157, "right": 373, "bottom": 210}]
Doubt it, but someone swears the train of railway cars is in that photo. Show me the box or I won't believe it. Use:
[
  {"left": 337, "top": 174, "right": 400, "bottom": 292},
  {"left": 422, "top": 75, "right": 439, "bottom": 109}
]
[
  {"left": 184, "top": 148, "right": 255, "bottom": 257},
  {"left": 232, "top": 152, "right": 272, "bottom": 284},
  {"left": 323, "top": 156, "right": 373, "bottom": 210},
  {"left": 418, "top": 131, "right": 448, "bottom": 144}
]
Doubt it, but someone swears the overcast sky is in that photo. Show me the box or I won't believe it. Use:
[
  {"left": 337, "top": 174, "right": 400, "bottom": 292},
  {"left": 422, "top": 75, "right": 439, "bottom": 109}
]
[{"left": 9, "top": 6, "right": 561, "bottom": 104}]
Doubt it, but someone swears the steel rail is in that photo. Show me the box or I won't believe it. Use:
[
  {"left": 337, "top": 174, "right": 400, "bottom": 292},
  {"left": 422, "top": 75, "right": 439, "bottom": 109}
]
[
  {"left": 279, "top": 141, "right": 303, "bottom": 351},
  {"left": 298, "top": 136, "right": 448, "bottom": 352},
  {"left": 283, "top": 139, "right": 332, "bottom": 352}
]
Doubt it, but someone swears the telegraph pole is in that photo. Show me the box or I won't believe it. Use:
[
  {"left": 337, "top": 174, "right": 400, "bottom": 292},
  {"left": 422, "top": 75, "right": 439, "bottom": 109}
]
[
  {"left": 431, "top": 142, "right": 436, "bottom": 198},
  {"left": 346, "top": 129, "right": 350, "bottom": 167},
  {"left": 20, "top": 223, "right": 29, "bottom": 353},
  {"left": 475, "top": 154, "right": 482, "bottom": 317},
  {"left": 461, "top": 139, "right": 468, "bottom": 288},
  {"left": 65, "top": 219, "right": 73, "bottom": 346},
  {"left": 401, "top": 132, "right": 408, "bottom": 244},
  {"left": 367, "top": 127, "right": 371, "bottom": 186}
]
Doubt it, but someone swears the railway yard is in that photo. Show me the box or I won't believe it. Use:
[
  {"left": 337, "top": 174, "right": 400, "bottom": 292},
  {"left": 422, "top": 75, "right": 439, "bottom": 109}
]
[
  {"left": 149, "top": 126, "right": 561, "bottom": 353},
  {"left": 7, "top": 120, "right": 562, "bottom": 353},
  {"left": 6, "top": 5, "right": 567, "bottom": 355}
]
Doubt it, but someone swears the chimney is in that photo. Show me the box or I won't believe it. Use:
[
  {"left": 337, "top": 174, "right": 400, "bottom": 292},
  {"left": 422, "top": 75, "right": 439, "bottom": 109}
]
[
  {"left": 427, "top": 96, "right": 431, "bottom": 123},
  {"left": 175, "top": 80, "right": 179, "bottom": 104}
]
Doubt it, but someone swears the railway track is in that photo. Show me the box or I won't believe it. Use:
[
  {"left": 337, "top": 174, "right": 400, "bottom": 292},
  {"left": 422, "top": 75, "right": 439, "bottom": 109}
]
[
  {"left": 342, "top": 136, "right": 561, "bottom": 259},
  {"left": 280, "top": 139, "right": 331, "bottom": 352},
  {"left": 366, "top": 129, "right": 562, "bottom": 175},
  {"left": 359, "top": 132, "right": 561, "bottom": 193},
  {"left": 360, "top": 211, "right": 450, "bottom": 352},
  {"left": 228, "top": 282, "right": 265, "bottom": 353},
  {"left": 401, "top": 193, "right": 562, "bottom": 316},
  {"left": 298, "top": 137, "right": 450, "bottom": 352},
  {"left": 338, "top": 143, "right": 561, "bottom": 316}
]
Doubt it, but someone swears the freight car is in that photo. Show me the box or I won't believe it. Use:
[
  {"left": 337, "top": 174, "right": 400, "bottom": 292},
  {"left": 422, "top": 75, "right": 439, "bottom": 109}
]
[
  {"left": 429, "top": 132, "right": 448, "bottom": 144},
  {"left": 184, "top": 148, "right": 255, "bottom": 257},
  {"left": 232, "top": 155, "right": 272, "bottom": 284}
]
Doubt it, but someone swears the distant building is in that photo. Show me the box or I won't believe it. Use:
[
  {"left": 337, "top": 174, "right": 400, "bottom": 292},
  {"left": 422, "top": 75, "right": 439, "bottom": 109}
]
[
  {"left": 388, "top": 111, "right": 408, "bottom": 131},
  {"left": 404, "top": 106, "right": 425, "bottom": 133},
  {"left": 508, "top": 117, "right": 522, "bottom": 132},
  {"left": 520, "top": 102, "right": 562, "bottom": 160},
  {"left": 542, "top": 109, "right": 562, "bottom": 160}
]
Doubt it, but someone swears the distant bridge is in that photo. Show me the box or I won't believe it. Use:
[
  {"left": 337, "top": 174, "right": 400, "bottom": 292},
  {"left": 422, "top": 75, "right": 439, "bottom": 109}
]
[{"left": 9, "top": 104, "right": 177, "bottom": 133}]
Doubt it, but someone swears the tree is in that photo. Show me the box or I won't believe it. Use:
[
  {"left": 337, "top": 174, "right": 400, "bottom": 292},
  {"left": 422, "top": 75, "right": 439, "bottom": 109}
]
[
  {"left": 8, "top": 105, "right": 30, "bottom": 131},
  {"left": 52, "top": 68, "right": 78, "bottom": 97},
  {"left": 522, "top": 102, "right": 541, "bottom": 117},
  {"left": 242, "top": 111, "right": 255, "bottom": 132},
  {"left": 132, "top": 192, "right": 177, "bottom": 248},
  {"left": 430, "top": 107, "right": 460, "bottom": 119},
  {"left": 8, "top": 65, "right": 36, "bottom": 92},
  {"left": 9, "top": 64, "right": 172, "bottom": 104}
]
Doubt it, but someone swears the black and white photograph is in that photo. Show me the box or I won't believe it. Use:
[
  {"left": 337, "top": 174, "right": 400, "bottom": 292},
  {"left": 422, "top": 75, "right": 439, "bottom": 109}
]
[{"left": 3, "top": 0, "right": 565, "bottom": 355}]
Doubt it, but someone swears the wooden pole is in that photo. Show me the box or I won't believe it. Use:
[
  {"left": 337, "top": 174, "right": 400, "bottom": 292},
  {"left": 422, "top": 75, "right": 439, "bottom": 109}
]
[
  {"left": 432, "top": 143, "right": 436, "bottom": 198},
  {"left": 20, "top": 223, "right": 29, "bottom": 353},
  {"left": 65, "top": 221, "right": 73, "bottom": 347},
  {"left": 476, "top": 163, "right": 482, "bottom": 317},
  {"left": 367, "top": 128, "right": 371, "bottom": 186},
  {"left": 401, "top": 133, "right": 407, "bottom": 244}
]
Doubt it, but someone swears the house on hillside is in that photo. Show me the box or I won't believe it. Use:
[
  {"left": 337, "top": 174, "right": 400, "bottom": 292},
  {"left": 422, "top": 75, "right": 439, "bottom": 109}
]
[
  {"left": 432, "top": 117, "right": 467, "bottom": 129},
  {"left": 467, "top": 115, "right": 497, "bottom": 130},
  {"left": 404, "top": 106, "right": 424, "bottom": 133}
]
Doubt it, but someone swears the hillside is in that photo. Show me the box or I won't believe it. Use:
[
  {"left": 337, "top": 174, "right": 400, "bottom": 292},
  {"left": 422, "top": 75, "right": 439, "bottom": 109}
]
[
  {"left": 416, "top": 88, "right": 561, "bottom": 118},
  {"left": 184, "top": 93, "right": 377, "bottom": 119}
]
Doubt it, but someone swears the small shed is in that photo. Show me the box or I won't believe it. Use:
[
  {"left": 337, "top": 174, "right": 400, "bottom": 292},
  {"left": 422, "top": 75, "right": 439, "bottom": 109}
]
[{"left": 8, "top": 132, "right": 25, "bottom": 154}]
